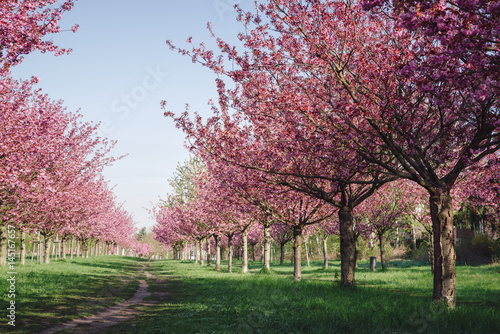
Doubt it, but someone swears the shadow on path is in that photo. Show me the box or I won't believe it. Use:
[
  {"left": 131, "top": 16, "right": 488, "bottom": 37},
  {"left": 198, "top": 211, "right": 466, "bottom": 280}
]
[{"left": 39, "top": 265, "right": 153, "bottom": 334}]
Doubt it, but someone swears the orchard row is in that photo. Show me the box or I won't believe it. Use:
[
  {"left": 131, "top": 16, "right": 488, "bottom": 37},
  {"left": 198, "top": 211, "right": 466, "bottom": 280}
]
[
  {"left": 153, "top": 0, "right": 500, "bottom": 310},
  {"left": 0, "top": 1, "right": 154, "bottom": 264}
]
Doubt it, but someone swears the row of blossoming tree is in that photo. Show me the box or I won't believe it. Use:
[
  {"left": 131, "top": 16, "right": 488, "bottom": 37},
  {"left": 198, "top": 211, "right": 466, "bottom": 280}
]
[
  {"left": 0, "top": 0, "right": 153, "bottom": 265},
  {"left": 155, "top": 0, "right": 499, "bottom": 308}
]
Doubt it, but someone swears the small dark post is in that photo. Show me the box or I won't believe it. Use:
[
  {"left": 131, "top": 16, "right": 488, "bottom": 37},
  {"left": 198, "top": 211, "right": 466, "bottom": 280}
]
[{"left": 370, "top": 256, "right": 377, "bottom": 272}]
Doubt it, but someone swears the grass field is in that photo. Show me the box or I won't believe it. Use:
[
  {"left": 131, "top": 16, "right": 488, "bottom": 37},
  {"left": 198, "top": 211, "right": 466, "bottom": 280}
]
[
  {"left": 0, "top": 256, "right": 144, "bottom": 334},
  {"left": 1, "top": 257, "right": 499, "bottom": 333}
]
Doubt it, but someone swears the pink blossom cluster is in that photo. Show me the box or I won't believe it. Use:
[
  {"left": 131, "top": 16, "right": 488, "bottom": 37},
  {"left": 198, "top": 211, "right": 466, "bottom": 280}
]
[
  {"left": 0, "top": 76, "right": 149, "bottom": 253},
  {"left": 0, "top": 0, "right": 79, "bottom": 76}
]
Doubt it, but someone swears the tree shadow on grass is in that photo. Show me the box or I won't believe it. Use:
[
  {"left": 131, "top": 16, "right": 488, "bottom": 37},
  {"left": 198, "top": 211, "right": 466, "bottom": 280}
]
[{"left": 99, "top": 261, "right": 500, "bottom": 334}]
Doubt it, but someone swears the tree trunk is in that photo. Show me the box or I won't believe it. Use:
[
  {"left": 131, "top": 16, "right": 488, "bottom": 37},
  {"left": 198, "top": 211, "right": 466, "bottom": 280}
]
[
  {"left": 206, "top": 237, "right": 211, "bottom": 267},
  {"left": 215, "top": 235, "right": 221, "bottom": 271},
  {"left": 323, "top": 237, "right": 328, "bottom": 269},
  {"left": 339, "top": 206, "right": 356, "bottom": 287},
  {"left": 263, "top": 225, "right": 271, "bottom": 271},
  {"left": 20, "top": 232, "right": 26, "bottom": 266},
  {"left": 429, "top": 191, "right": 456, "bottom": 308},
  {"left": 61, "top": 238, "right": 66, "bottom": 259},
  {"left": 379, "top": 233, "right": 387, "bottom": 271},
  {"left": 292, "top": 226, "right": 303, "bottom": 281},
  {"left": 280, "top": 242, "right": 285, "bottom": 265},
  {"left": 52, "top": 239, "right": 56, "bottom": 260},
  {"left": 227, "top": 233, "right": 233, "bottom": 273},
  {"left": 241, "top": 228, "right": 248, "bottom": 273},
  {"left": 38, "top": 237, "right": 43, "bottom": 264},
  {"left": 199, "top": 239, "right": 204, "bottom": 266},
  {"left": 0, "top": 225, "right": 7, "bottom": 266},
  {"left": 411, "top": 225, "right": 417, "bottom": 252},
  {"left": 44, "top": 236, "right": 51, "bottom": 264},
  {"left": 82, "top": 240, "right": 87, "bottom": 258}
]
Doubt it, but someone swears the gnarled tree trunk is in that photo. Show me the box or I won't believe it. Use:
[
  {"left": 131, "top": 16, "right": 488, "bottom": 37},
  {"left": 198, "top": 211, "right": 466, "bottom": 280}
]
[{"left": 429, "top": 191, "right": 456, "bottom": 308}]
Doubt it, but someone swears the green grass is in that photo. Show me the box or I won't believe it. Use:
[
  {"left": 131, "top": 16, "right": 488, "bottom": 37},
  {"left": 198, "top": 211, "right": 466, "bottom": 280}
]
[
  {"left": 1, "top": 257, "right": 499, "bottom": 333},
  {"left": 0, "top": 256, "right": 144, "bottom": 333},
  {"left": 103, "top": 259, "right": 500, "bottom": 334}
]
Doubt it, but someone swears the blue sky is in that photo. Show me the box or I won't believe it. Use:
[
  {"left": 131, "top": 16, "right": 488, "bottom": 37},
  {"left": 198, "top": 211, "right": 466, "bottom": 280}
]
[{"left": 11, "top": 0, "right": 257, "bottom": 229}]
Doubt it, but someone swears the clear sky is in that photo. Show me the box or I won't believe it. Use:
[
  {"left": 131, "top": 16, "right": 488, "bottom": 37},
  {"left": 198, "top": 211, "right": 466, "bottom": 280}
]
[{"left": 11, "top": 0, "right": 257, "bottom": 230}]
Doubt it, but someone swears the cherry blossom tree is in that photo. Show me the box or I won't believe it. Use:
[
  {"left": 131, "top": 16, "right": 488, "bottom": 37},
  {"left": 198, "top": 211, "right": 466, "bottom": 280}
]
[
  {"left": 270, "top": 223, "right": 293, "bottom": 265},
  {"left": 359, "top": 0, "right": 500, "bottom": 307},
  {"left": 164, "top": 0, "right": 398, "bottom": 287},
  {"left": 315, "top": 219, "right": 339, "bottom": 269},
  {"left": 165, "top": 0, "right": 499, "bottom": 305},
  {"left": 0, "top": 75, "right": 146, "bottom": 264},
  {"left": 0, "top": 0, "right": 79, "bottom": 75},
  {"left": 354, "top": 180, "right": 422, "bottom": 270}
]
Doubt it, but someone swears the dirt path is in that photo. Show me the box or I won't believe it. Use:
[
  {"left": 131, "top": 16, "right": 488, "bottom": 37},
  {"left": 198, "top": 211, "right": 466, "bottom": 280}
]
[{"left": 39, "top": 264, "right": 154, "bottom": 334}]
